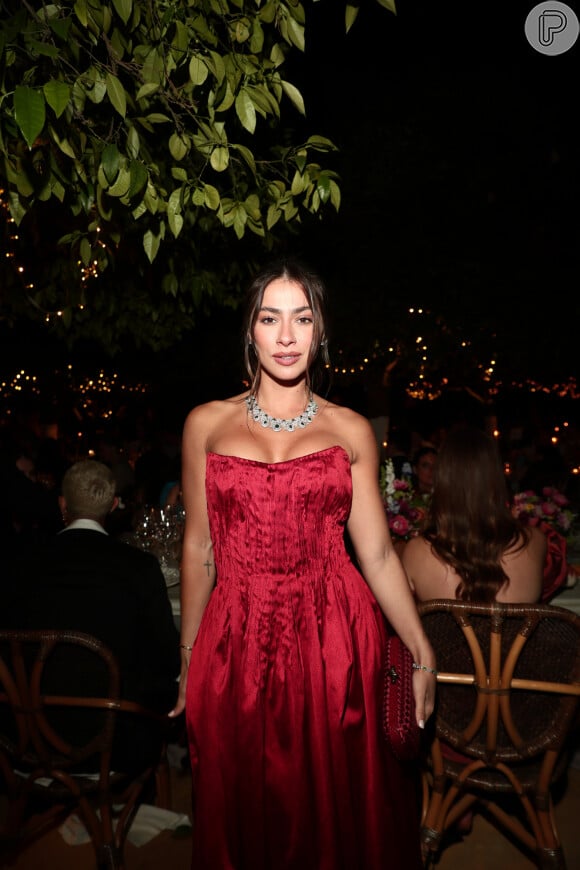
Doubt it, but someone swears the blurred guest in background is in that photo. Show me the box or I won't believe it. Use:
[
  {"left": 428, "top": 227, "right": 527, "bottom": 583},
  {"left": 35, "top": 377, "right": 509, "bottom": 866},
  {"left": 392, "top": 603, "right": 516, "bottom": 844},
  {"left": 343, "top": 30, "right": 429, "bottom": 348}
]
[
  {"left": 411, "top": 445, "right": 438, "bottom": 497},
  {"left": 402, "top": 426, "right": 546, "bottom": 604},
  {"left": 2, "top": 459, "right": 180, "bottom": 772},
  {"left": 0, "top": 423, "right": 61, "bottom": 558},
  {"left": 384, "top": 424, "right": 414, "bottom": 479}
]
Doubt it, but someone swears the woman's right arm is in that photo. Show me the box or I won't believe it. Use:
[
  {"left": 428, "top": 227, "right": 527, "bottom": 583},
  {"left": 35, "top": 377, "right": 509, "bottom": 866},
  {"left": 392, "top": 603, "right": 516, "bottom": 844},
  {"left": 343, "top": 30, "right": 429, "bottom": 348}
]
[{"left": 169, "top": 405, "right": 216, "bottom": 718}]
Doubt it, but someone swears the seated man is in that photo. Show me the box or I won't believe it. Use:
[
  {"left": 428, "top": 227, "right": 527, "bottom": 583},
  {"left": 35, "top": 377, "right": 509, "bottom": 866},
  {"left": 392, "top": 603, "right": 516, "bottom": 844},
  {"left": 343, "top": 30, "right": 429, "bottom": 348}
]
[{"left": 2, "top": 459, "right": 181, "bottom": 773}]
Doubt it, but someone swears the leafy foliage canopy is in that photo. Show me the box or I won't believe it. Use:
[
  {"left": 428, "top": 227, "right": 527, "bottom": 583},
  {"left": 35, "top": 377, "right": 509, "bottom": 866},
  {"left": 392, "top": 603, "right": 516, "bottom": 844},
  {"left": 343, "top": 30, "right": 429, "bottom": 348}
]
[{"left": 0, "top": 0, "right": 393, "bottom": 351}]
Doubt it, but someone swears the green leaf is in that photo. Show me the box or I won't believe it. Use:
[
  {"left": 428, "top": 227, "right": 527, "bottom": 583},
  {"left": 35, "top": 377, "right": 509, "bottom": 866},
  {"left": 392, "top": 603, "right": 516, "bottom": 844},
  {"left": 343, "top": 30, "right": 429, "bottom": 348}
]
[
  {"left": 51, "top": 177, "right": 66, "bottom": 201},
  {"left": 80, "top": 237, "right": 92, "bottom": 266},
  {"left": 106, "top": 73, "right": 127, "bottom": 118},
  {"left": 145, "top": 113, "right": 171, "bottom": 124},
  {"left": 136, "top": 82, "right": 160, "bottom": 100},
  {"left": 250, "top": 19, "right": 265, "bottom": 53},
  {"left": 345, "top": 5, "right": 360, "bottom": 33},
  {"left": 232, "top": 144, "right": 256, "bottom": 177},
  {"left": 128, "top": 160, "right": 148, "bottom": 198},
  {"left": 162, "top": 272, "right": 179, "bottom": 298},
  {"left": 112, "top": 0, "right": 133, "bottom": 26},
  {"left": 270, "top": 43, "right": 285, "bottom": 68},
  {"left": 168, "top": 188, "right": 182, "bottom": 215},
  {"left": 235, "top": 90, "right": 256, "bottom": 134},
  {"left": 280, "top": 80, "right": 305, "bottom": 115},
  {"left": 210, "top": 145, "right": 229, "bottom": 172},
  {"left": 192, "top": 188, "right": 205, "bottom": 206},
  {"left": 329, "top": 179, "right": 341, "bottom": 210},
  {"left": 144, "top": 180, "right": 159, "bottom": 213},
  {"left": 168, "top": 210, "right": 184, "bottom": 237},
  {"left": 376, "top": 0, "right": 397, "bottom": 14},
  {"left": 233, "top": 19, "right": 251, "bottom": 43},
  {"left": 215, "top": 81, "right": 235, "bottom": 112},
  {"left": 43, "top": 80, "right": 71, "bottom": 118},
  {"left": 233, "top": 205, "right": 247, "bottom": 239},
  {"left": 286, "top": 16, "right": 305, "bottom": 51},
  {"left": 207, "top": 51, "right": 226, "bottom": 86},
  {"left": 317, "top": 174, "right": 331, "bottom": 203},
  {"left": 306, "top": 134, "right": 338, "bottom": 152},
  {"left": 291, "top": 170, "right": 307, "bottom": 195},
  {"left": 49, "top": 127, "right": 76, "bottom": 160},
  {"left": 29, "top": 40, "right": 60, "bottom": 59},
  {"left": 14, "top": 86, "right": 46, "bottom": 149},
  {"left": 7, "top": 191, "right": 27, "bottom": 224},
  {"left": 107, "top": 166, "right": 132, "bottom": 197},
  {"left": 48, "top": 16, "right": 72, "bottom": 42},
  {"left": 74, "top": 0, "right": 88, "bottom": 28},
  {"left": 143, "top": 228, "right": 160, "bottom": 263},
  {"left": 203, "top": 184, "right": 220, "bottom": 210},
  {"left": 97, "top": 186, "right": 113, "bottom": 221},
  {"left": 127, "top": 125, "right": 140, "bottom": 159},
  {"left": 169, "top": 133, "right": 189, "bottom": 161},
  {"left": 189, "top": 55, "right": 209, "bottom": 86},
  {"left": 101, "top": 144, "right": 120, "bottom": 185}
]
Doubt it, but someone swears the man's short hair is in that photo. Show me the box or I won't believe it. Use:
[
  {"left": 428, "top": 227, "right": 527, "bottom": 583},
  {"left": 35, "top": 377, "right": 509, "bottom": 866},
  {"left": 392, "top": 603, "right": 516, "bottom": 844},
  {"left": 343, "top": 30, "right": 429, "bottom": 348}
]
[{"left": 62, "top": 460, "right": 116, "bottom": 520}]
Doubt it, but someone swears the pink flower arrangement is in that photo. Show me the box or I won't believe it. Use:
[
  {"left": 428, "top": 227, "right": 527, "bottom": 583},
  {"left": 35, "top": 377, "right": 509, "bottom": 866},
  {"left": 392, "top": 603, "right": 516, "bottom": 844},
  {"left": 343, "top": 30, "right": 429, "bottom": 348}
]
[
  {"left": 512, "top": 487, "right": 575, "bottom": 537},
  {"left": 380, "top": 459, "right": 431, "bottom": 542}
]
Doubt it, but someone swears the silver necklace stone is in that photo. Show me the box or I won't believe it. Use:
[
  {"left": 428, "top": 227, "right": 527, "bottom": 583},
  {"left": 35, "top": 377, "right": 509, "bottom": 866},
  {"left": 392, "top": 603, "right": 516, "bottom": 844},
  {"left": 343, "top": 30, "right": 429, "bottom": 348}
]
[{"left": 245, "top": 394, "right": 318, "bottom": 433}]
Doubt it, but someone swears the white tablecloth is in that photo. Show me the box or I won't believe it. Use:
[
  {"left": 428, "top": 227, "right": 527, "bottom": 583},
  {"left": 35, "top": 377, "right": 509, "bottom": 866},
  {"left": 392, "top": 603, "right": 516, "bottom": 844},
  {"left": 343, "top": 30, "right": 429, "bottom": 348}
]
[{"left": 553, "top": 581, "right": 580, "bottom": 616}]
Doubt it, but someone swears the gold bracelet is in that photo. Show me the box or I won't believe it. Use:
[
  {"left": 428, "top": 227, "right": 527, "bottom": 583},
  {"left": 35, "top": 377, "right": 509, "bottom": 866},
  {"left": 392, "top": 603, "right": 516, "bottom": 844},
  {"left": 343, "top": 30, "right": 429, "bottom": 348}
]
[
  {"left": 412, "top": 662, "right": 438, "bottom": 676},
  {"left": 180, "top": 643, "right": 193, "bottom": 651}
]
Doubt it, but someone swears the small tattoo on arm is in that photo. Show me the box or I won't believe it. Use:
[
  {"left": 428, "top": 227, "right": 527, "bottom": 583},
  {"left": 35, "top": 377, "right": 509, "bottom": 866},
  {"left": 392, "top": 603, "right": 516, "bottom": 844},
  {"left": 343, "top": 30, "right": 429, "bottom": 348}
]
[{"left": 203, "top": 560, "right": 212, "bottom": 576}]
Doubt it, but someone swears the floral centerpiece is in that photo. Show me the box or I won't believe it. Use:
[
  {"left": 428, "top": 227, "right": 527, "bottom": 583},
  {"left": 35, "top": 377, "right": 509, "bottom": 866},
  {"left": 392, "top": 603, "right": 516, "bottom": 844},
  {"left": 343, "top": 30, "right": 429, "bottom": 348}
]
[
  {"left": 512, "top": 487, "right": 575, "bottom": 538},
  {"left": 380, "top": 459, "right": 431, "bottom": 543},
  {"left": 512, "top": 487, "right": 579, "bottom": 596}
]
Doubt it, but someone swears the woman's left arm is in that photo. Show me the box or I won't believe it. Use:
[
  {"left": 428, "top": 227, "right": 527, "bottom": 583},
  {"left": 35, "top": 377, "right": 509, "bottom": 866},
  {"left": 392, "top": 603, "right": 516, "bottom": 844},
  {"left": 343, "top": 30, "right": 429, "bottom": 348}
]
[{"left": 346, "top": 416, "right": 437, "bottom": 726}]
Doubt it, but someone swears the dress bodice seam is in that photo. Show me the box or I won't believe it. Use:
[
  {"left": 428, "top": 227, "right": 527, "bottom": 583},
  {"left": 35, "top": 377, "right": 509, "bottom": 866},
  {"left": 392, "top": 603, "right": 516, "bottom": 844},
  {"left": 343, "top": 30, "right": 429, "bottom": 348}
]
[{"left": 206, "top": 444, "right": 349, "bottom": 467}]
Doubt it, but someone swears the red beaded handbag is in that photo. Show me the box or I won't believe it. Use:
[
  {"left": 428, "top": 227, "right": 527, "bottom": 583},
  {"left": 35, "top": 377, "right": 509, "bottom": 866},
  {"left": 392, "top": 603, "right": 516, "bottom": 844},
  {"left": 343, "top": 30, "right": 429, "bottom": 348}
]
[{"left": 382, "top": 633, "right": 421, "bottom": 761}]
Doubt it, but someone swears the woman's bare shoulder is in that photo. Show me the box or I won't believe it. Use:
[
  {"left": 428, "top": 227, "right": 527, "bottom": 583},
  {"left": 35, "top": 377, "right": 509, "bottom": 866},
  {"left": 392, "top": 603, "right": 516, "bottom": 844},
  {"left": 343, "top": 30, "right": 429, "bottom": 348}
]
[
  {"left": 506, "top": 525, "right": 548, "bottom": 561},
  {"left": 401, "top": 535, "right": 433, "bottom": 566},
  {"left": 183, "top": 393, "right": 246, "bottom": 436},
  {"left": 318, "top": 398, "right": 375, "bottom": 440}
]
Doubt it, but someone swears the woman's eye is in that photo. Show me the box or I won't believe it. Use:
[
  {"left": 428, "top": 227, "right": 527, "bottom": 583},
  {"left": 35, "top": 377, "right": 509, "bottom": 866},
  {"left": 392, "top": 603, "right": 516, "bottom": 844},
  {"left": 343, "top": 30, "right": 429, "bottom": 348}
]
[
  {"left": 297, "top": 316, "right": 313, "bottom": 324},
  {"left": 260, "top": 316, "right": 276, "bottom": 324}
]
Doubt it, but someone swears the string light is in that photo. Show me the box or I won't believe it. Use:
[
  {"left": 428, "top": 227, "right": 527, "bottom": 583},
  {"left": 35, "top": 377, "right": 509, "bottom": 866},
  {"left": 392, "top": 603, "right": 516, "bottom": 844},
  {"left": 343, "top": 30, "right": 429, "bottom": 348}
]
[{"left": 1, "top": 188, "right": 107, "bottom": 321}]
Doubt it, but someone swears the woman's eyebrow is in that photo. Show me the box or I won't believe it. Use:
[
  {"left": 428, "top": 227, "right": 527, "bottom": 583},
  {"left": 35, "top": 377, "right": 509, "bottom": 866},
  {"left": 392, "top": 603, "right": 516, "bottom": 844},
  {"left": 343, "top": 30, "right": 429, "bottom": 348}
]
[{"left": 259, "top": 306, "right": 313, "bottom": 314}]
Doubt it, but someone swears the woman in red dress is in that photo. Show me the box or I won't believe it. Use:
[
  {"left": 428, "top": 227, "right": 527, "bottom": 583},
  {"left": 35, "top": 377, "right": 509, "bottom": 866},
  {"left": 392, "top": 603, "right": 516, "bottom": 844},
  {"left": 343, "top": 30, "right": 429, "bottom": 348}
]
[{"left": 170, "top": 258, "right": 436, "bottom": 868}]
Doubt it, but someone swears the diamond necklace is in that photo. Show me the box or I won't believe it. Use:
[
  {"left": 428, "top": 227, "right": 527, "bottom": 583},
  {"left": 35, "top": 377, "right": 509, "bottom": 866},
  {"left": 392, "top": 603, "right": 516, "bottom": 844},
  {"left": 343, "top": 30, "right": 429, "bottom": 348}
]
[{"left": 245, "top": 394, "right": 318, "bottom": 433}]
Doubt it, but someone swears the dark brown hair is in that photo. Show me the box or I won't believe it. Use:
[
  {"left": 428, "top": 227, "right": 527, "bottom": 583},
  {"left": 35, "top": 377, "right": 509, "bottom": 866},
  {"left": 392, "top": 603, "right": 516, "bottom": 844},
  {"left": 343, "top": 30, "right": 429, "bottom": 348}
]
[
  {"left": 241, "top": 258, "right": 331, "bottom": 397},
  {"left": 423, "top": 425, "right": 528, "bottom": 602}
]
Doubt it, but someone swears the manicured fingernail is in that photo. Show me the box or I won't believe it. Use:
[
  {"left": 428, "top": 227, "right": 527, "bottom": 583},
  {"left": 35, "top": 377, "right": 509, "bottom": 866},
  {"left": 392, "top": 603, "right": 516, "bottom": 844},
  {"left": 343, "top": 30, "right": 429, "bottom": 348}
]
[{"left": 419, "top": 719, "right": 425, "bottom": 730}]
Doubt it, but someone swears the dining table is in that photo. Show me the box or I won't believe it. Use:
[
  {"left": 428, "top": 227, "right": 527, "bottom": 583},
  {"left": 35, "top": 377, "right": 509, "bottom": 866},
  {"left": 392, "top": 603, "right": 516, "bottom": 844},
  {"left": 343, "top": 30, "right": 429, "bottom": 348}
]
[{"left": 553, "top": 577, "right": 580, "bottom": 616}]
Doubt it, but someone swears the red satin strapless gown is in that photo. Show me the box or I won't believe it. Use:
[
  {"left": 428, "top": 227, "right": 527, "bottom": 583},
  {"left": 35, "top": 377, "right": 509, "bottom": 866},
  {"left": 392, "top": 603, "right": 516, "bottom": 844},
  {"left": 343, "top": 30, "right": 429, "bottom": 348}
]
[{"left": 186, "top": 446, "right": 422, "bottom": 869}]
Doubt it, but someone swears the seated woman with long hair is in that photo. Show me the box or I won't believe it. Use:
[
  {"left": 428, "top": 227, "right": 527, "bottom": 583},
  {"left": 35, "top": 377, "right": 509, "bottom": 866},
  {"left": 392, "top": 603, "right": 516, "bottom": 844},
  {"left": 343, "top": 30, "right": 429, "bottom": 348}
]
[{"left": 401, "top": 425, "right": 547, "bottom": 603}]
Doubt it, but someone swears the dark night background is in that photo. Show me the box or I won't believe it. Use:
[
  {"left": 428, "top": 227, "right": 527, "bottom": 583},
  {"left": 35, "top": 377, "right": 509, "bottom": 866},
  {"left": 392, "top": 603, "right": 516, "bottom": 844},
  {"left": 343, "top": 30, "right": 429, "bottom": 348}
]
[
  {"left": 299, "top": 0, "right": 579, "bottom": 377},
  {"left": 1, "top": 0, "right": 579, "bottom": 426}
]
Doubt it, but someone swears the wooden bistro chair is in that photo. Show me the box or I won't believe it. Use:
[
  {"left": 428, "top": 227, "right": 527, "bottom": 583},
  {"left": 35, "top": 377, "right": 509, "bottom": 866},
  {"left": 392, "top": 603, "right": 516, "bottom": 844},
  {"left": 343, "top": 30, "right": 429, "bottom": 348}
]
[
  {"left": 417, "top": 599, "right": 580, "bottom": 870},
  {"left": 0, "top": 629, "right": 173, "bottom": 869}
]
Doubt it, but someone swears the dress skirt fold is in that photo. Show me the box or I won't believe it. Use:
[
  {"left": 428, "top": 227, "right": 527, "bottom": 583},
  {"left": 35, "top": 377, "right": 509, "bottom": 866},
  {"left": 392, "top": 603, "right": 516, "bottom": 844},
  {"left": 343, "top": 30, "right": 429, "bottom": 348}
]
[{"left": 186, "top": 447, "right": 422, "bottom": 869}]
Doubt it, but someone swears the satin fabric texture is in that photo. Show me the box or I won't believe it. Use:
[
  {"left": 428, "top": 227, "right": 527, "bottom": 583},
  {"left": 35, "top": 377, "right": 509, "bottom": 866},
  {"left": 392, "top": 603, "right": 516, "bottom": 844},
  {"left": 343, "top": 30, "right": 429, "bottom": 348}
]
[{"left": 185, "top": 446, "right": 422, "bottom": 869}]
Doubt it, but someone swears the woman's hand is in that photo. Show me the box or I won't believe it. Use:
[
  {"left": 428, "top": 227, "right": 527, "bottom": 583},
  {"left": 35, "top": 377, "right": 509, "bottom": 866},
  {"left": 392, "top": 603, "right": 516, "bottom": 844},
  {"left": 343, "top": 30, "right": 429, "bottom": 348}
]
[
  {"left": 168, "top": 651, "right": 190, "bottom": 718},
  {"left": 412, "top": 666, "right": 437, "bottom": 729}
]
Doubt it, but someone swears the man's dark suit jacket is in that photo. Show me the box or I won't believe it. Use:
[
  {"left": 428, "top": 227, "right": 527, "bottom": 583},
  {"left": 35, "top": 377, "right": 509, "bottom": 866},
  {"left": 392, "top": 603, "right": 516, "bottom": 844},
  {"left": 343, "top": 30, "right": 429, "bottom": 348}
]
[{"left": 2, "top": 527, "right": 181, "bottom": 772}]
